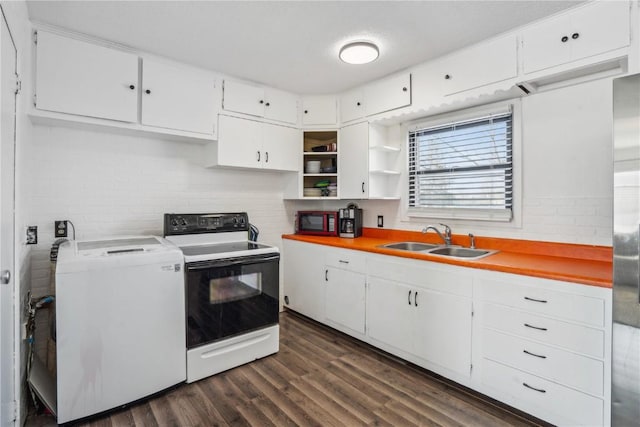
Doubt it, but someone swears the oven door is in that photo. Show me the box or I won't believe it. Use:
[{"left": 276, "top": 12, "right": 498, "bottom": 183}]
[{"left": 185, "top": 253, "right": 279, "bottom": 349}]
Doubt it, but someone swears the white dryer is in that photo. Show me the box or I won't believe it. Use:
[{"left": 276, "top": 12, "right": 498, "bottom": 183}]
[{"left": 55, "top": 236, "right": 186, "bottom": 424}]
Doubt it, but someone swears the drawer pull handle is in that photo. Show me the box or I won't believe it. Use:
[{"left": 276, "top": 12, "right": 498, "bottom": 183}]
[
  {"left": 523, "top": 349, "right": 547, "bottom": 359},
  {"left": 524, "top": 323, "right": 548, "bottom": 331},
  {"left": 325, "top": 269, "right": 328, "bottom": 282},
  {"left": 524, "top": 296, "right": 547, "bottom": 303},
  {"left": 414, "top": 291, "right": 418, "bottom": 307},
  {"left": 523, "top": 382, "right": 546, "bottom": 393},
  {"left": 408, "top": 290, "right": 412, "bottom": 305},
  {"left": 339, "top": 260, "right": 349, "bottom": 264}
]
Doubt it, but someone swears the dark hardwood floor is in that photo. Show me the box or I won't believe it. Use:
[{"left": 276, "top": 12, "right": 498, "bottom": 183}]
[{"left": 27, "top": 311, "right": 547, "bottom": 426}]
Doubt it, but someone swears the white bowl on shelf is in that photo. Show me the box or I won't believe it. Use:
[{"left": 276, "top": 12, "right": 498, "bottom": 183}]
[{"left": 305, "top": 160, "right": 321, "bottom": 174}]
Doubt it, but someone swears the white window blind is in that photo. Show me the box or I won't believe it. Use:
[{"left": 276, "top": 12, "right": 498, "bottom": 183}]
[{"left": 408, "top": 111, "right": 513, "bottom": 216}]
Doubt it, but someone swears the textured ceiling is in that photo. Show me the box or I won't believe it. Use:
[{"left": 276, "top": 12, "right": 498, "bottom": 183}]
[{"left": 26, "top": 1, "right": 584, "bottom": 94}]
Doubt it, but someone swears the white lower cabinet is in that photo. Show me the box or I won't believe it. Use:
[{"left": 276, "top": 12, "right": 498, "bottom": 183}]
[
  {"left": 325, "top": 267, "right": 366, "bottom": 334},
  {"left": 481, "top": 358, "right": 603, "bottom": 426},
  {"left": 281, "top": 240, "right": 612, "bottom": 426},
  {"left": 367, "top": 256, "right": 473, "bottom": 378},
  {"left": 473, "top": 270, "right": 611, "bottom": 426},
  {"left": 282, "top": 240, "right": 326, "bottom": 322},
  {"left": 324, "top": 248, "right": 366, "bottom": 335}
]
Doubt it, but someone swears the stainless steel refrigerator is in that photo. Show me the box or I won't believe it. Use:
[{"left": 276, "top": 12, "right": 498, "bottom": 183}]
[{"left": 612, "top": 73, "right": 640, "bottom": 425}]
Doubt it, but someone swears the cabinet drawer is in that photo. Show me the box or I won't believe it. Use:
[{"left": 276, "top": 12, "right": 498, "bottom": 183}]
[
  {"left": 482, "top": 329, "right": 603, "bottom": 396},
  {"left": 325, "top": 249, "right": 366, "bottom": 273},
  {"left": 482, "top": 303, "right": 604, "bottom": 358},
  {"left": 476, "top": 278, "right": 604, "bottom": 327},
  {"left": 481, "top": 358, "right": 603, "bottom": 426}
]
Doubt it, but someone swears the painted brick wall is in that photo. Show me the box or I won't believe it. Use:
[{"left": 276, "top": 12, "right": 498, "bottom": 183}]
[{"left": 25, "top": 124, "right": 303, "bottom": 296}]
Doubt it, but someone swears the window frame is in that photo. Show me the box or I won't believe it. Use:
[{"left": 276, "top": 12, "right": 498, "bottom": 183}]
[{"left": 402, "top": 100, "right": 522, "bottom": 225}]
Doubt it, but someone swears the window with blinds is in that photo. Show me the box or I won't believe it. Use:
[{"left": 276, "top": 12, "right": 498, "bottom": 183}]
[{"left": 408, "top": 110, "right": 513, "bottom": 217}]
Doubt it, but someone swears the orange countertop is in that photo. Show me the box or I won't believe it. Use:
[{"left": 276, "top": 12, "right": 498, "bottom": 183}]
[{"left": 282, "top": 228, "right": 612, "bottom": 289}]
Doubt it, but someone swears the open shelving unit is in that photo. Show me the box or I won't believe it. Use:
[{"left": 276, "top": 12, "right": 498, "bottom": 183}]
[{"left": 302, "top": 130, "right": 339, "bottom": 199}]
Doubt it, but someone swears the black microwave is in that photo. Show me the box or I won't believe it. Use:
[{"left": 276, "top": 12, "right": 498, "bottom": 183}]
[{"left": 295, "top": 211, "right": 339, "bottom": 236}]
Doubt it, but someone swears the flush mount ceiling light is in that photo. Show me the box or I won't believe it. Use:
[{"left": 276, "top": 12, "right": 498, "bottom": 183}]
[{"left": 339, "top": 41, "right": 379, "bottom": 65}]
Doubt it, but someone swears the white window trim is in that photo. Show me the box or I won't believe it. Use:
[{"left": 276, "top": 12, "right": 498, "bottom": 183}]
[{"left": 400, "top": 100, "right": 523, "bottom": 229}]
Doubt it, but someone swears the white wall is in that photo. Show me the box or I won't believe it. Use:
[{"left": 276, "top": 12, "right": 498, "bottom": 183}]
[
  {"left": 25, "top": 125, "right": 302, "bottom": 294},
  {"left": 336, "top": 77, "right": 614, "bottom": 246}
]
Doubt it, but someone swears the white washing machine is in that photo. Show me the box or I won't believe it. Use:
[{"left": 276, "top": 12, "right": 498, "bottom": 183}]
[{"left": 55, "top": 236, "right": 186, "bottom": 424}]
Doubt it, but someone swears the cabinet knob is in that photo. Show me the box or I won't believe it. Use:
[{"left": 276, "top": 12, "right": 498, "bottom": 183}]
[
  {"left": 265, "top": 102, "right": 270, "bottom": 107},
  {"left": 572, "top": 32, "right": 579, "bottom": 40},
  {"left": 444, "top": 74, "right": 451, "bottom": 80},
  {"left": 304, "top": 110, "right": 308, "bottom": 114},
  {"left": 259, "top": 100, "right": 264, "bottom": 104},
  {"left": 356, "top": 102, "right": 361, "bottom": 106},
  {"left": 402, "top": 87, "right": 407, "bottom": 91},
  {"left": 561, "top": 35, "right": 569, "bottom": 43},
  {"left": 129, "top": 84, "right": 135, "bottom": 90},
  {"left": 145, "top": 89, "right": 151, "bottom": 94}
]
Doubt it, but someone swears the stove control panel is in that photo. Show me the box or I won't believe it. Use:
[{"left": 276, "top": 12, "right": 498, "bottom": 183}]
[{"left": 164, "top": 212, "right": 249, "bottom": 235}]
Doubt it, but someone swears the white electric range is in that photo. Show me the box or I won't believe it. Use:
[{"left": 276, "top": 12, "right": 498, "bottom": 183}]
[{"left": 164, "top": 212, "right": 279, "bottom": 383}]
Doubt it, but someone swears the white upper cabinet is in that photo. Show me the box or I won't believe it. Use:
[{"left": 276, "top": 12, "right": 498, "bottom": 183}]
[
  {"left": 261, "top": 121, "right": 300, "bottom": 171},
  {"left": 222, "top": 79, "right": 298, "bottom": 125},
  {"left": 222, "top": 79, "right": 264, "bottom": 117},
  {"left": 211, "top": 114, "right": 298, "bottom": 171},
  {"left": 141, "top": 59, "right": 216, "bottom": 135},
  {"left": 35, "top": 30, "right": 138, "bottom": 122},
  {"left": 363, "top": 72, "right": 411, "bottom": 117},
  {"left": 339, "top": 122, "right": 369, "bottom": 199},
  {"left": 301, "top": 95, "right": 338, "bottom": 126},
  {"left": 437, "top": 34, "right": 518, "bottom": 95},
  {"left": 339, "top": 88, "right": 365, "bottom": 123},
  {"left": 264, "top": 88, "right": 299, "bottom": 124},
  {"left": 521, "top": 0, "right": 630, "bottom": 74}
]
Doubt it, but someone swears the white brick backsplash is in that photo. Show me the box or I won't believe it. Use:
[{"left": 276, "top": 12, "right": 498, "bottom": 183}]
[{"left": 25, "top": 125, "right": 294, "bottom": 307}]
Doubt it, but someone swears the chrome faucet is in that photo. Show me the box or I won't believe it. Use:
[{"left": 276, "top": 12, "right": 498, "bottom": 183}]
[{"left": 421, "top": 223, "right": 452, "bottom": 246}]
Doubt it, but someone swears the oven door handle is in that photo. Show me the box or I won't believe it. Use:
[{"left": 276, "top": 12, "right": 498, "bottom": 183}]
[{"left": 186, "top": 254, "right": 280, "bottom": 271}]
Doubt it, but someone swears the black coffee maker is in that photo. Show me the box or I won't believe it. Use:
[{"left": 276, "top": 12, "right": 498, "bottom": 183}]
[{"left": 339, "top": 204, "right": 363, "bottom": 238}]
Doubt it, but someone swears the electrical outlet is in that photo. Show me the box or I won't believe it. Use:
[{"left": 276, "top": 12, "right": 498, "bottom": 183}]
[
  {"left": 26, "top": 226, "right": 37, "bottom": 245},
  {"left": 55, "top": 220, "right": 68, "bottom": 238},
  {"left": 377, "top": 215, "right": 384, "bottom": 228}
]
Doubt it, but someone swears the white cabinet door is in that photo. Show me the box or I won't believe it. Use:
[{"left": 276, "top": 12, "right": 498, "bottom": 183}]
[
  {"left": 301, "top": 95, "right": 337, "bottom": 125},
  {"left": 364, "top": 72, "right": 411, "bottom": 117},
  {"left": 367, "top": 277, "right": 413, "bottom": 354},
  {"left": 413, "top": 288, "right": 472, "bottom": 377},
  {"left": 439, "top": 34, "right": 517, "bottom": 95},
  {"left": 568, "top": 0, "right": 629, "bottom": 65},
  {"left": 262, "top": 123, "right": 299, "bottom": 172},
  {"left": 141, "top": 59, "right": 216, "bottom": 134},
  {"left": 522, "top": 0, "right": 629, "bottom": 74},
  {"left": 521, "top": 13, "right": 571, "bottom": 75},
  {"left": 216, "top": 115, "right": 262, "bottom": 168},
  {"left": 325, "top": 267, "right": 366, "bottom": 334},
  {"left": 339, "top": 88, "right": 365, "bottom": 123},
  {"left": 222, "top": 80, "right": 265, "bottom": 117},
  {"left": 283, "top": 240, "right": 326, "bottom": 322},
  {"left": 35, "top": 30, "right": 138, "bottom": 122},
  {"left": 264, "top": 88, "right": 298, "bottom": 125},
  {"left": 339, "top": 122, "right": 369, "bottom": 199}
]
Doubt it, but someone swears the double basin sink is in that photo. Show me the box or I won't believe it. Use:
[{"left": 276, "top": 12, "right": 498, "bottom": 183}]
[{"left": 380, "top": 241, "right": 497, "bottom": 260}]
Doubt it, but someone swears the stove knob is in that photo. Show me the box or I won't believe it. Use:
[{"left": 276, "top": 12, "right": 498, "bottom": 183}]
[
  {"left": 180, "top": 218, "right": 188, "bottom": 226},
  {"left": 171, "top": 219, "right": 178, "bottom": 227}
]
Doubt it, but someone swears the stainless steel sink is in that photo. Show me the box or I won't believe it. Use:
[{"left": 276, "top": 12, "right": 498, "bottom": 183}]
[
  {"left": 380, "top": 242, "right": 439, "bottom": 251},
  {"left": 427, "top": 247, "right": 497, "bottom": 259}
]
